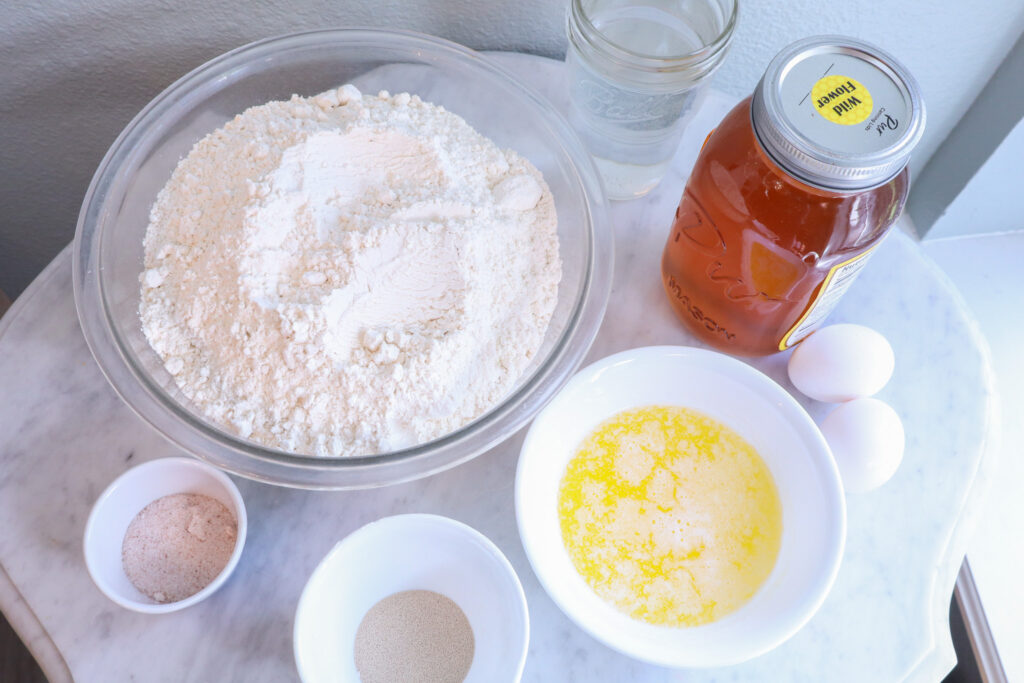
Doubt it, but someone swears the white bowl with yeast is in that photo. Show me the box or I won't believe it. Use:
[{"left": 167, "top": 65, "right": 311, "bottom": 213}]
[
  {"left": 515, "top": 346, "right": 846, "bottom": 668},
  {"left": 294, "top": 514, "right": 529, "bottom": 682}
]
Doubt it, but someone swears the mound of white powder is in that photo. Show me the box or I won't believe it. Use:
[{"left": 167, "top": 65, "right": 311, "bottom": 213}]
[{"left": 140, "top": 85, "right": 561, "bottom": 456}]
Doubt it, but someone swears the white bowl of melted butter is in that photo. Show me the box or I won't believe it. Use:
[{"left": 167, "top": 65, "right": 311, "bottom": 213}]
[{"left": 515, "top": 346, "right": 846, "bottom": 668}]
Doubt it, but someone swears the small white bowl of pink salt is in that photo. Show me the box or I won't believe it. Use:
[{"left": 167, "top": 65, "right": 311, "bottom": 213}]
[{"left": 83, "top": 456, "right": 247, "bottom": 614}]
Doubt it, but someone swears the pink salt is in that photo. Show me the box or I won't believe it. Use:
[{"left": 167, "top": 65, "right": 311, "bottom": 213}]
[{"left": 121, "top": 493, "right": 237, "bottom": 603}]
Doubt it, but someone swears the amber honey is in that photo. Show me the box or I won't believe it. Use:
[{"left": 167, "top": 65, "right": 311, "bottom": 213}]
[
  {"left": 660, "top": 37, "right": 924, "bottom": 356},
  {"left": 662, "top": 97, "right": 908, "bottom": 355}
]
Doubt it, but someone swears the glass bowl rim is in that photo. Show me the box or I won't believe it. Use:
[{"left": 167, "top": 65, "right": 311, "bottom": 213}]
[{"left": 73, "top": 27, "right": 614, "bottom": 488}]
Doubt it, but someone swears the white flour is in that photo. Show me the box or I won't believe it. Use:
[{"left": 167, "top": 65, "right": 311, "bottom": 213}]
[{"left": 140, "top": 85, "right": 561, "bottom": 456}]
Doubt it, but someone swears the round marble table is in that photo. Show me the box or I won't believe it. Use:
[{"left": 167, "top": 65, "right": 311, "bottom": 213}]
[{"left": 0, "top": 54, "right": 997, "bottom": 682}]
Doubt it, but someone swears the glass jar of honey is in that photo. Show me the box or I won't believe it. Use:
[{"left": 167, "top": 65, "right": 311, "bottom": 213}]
[{"left": 662, "top": 36, "right": 925, "bottom": 356}]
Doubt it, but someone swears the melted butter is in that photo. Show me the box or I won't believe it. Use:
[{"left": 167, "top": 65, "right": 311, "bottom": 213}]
[{"left": 558, "top": 405, "right": 782, "bottom": 627}]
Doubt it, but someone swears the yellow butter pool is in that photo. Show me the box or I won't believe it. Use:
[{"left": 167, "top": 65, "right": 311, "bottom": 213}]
[{"left": 558, "top": 405, "right": 782, "bottom": 627}]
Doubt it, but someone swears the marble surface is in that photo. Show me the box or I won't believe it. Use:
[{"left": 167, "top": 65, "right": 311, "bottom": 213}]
[
  {"left": 0, "top": 53, "right": 997, "bottom": 682},
  {"left": 923, "top": 232, "right": 1022, "bottom": 680}
]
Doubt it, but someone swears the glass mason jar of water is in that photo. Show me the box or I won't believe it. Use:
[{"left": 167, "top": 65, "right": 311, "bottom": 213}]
[{"left": 565, "top": 0, "right": 737, "bottom": 199}]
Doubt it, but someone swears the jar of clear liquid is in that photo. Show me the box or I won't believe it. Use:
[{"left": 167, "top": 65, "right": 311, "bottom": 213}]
[{"left": 565, "top": 0, "right": 737, "bottom": 200}]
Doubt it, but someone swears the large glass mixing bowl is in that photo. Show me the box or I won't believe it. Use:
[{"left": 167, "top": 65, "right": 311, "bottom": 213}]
[{"left": 73, "top": 29, "right": 613, "bottom": 489}]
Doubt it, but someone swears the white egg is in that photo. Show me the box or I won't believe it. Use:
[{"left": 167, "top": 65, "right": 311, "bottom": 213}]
[
  {"left": 788, "top": 323, "right": 894, "bottom": 403},
  {"left": 820, "top": 398, "right": 904, "bottom": 493}
]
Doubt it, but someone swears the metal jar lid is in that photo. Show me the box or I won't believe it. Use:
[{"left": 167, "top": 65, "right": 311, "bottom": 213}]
[{"left": 751, "top": 35, "right": 926, "bottom": 191}]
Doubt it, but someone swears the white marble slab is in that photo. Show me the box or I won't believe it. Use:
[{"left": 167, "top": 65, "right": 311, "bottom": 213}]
[
  {"left": 0, "top": 53, "right": 996, "bottom": 682},
  {"left": 924, "top": 232, "right": 1023, "bottom": 681}
]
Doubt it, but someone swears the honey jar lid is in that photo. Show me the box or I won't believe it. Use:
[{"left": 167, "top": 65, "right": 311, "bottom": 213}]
[{"left": 752, "top": 35, "right": 925, "bottom": 191}]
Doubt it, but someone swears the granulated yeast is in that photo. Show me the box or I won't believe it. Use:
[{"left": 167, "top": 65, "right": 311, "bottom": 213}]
[
  {"left": 354, "top": 590, "right": 475, "bottom": 683},
  {"left": 122, "top": 493, "right": 237, "bottom": 603}
]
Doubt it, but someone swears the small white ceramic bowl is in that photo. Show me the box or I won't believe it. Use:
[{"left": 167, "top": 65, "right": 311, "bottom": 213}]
[
  {"left": 83, "top": 456, "right": 247, "bottom": 614},
  {"left": 516, "top": 346, "right": 846, "bottom": 668},
  {"left": 294, "top": 514, "right": 529, "bottom": 683}
]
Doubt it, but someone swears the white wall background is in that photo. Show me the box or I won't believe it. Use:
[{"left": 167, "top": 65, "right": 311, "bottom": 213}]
[
  {"left": 925, "top": 118, "right": 1024, "bottom": 238},
  {"left": 1, "top": 0, "right": 1022, "bottom": 296}
]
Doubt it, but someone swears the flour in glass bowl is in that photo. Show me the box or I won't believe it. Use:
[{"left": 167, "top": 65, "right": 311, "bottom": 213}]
[{"left": 140, "top": 85, "right": 561, "bottom": 457}]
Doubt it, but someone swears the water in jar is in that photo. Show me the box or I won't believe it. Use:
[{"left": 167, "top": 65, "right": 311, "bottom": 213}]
[{"left": 566, "top": 0, "right": 730, "bottom": 199}]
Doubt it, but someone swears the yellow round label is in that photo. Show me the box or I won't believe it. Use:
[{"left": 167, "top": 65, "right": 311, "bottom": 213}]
[{"left": 811, "top": 75, "right": 873, "bottom": 125}]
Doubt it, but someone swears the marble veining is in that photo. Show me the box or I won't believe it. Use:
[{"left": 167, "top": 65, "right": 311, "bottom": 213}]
[{"left": 0, "top": 54, "right": 996, "bottom": 682}]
